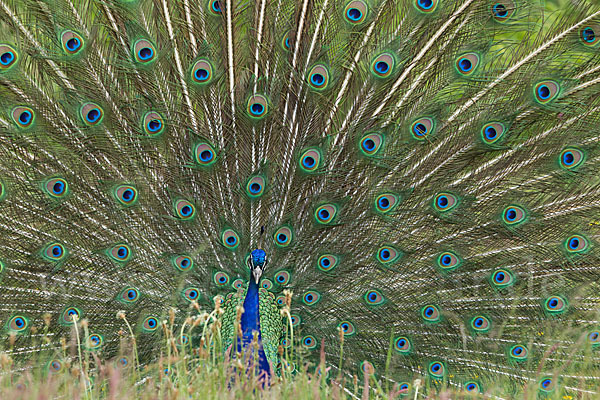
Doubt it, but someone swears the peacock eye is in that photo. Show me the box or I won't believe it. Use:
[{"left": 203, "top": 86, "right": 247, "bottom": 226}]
[
  {"left": 421, "top": 304, "right": 441, "bottom": 322},
  {"left": 214, "top": 271, "right": 230, "bottom": 286},
  {"left": 221, "top": 228, "right": 240, "bottom": 250},
  {"left": 436, "top": 251, "right": 461, "bottom": 271},
  {"left": 274, "top": 270, "right": 291, "bottom": 285},
  {"left": 455, "top": 53, "right": 480, "bottom": 76},
  {"left": 580, "top": 25, "right": 599, "bottom": 47},
  {"left": 509, "top": 344, "right": 528, "bottom": 361},
  {"left": 533, "top": 80, "right": 560, "bottom": 104},
  {"left": 273, "top": 226, "right": 293, "bottom": 247},
  {"left": 12, "top": 106, "right": 35, "bottom": 129},
  {"left": 393, "top": 336, "right": 411, "bottom": 353},
  {"left": 364, "top": 289, "right": 385, "bottom": 306},
  {"left": 433, "top": 192, "right": 459, "bottom": 212},
  {"left": 371, "top": 53, "right": 395, "bottom": 78},
  {"left": 246, "top": 94, "right": 269, "bottom": 119},
  {"left": 338, "top": 320, "right": 356, "bottom": 336},
  {"left": 182, "top": 287, "right": 200, "bottom": 302},
  {"left": 307, "top": 64, "right": 330, "bottom": 90},
  {"left": 428, "top": 361, "right": 445, "bottom": 377},
  {"left": 360, "top": 133, "right": 384, "bottom": 156},
  {"left": 544, "top": 295, "right": 567, "bottom": 314},
  {"left": 564, "top": 234, "right": 589, "bottom": 254},
  {"left": 344, "top": 1, "right": 367, "bottom": 24},
  {"left": 302, "top": 335, "right": 316, "bottom": 349},
  {"left": 470, "top": 315, "right": 491, "bottom": 332},
  {"left": 133, "top": 39, "right": 156, "bottom": 64},
  {"left": 174, "top": 199, "right": 195, "bottom": 220},
  {"left": 302, "top": 290, "right": 321, "bottom": 306},
  {"left": 0, "top": 45, "right": 18, "bottom": 71},
  {"left": 191, "top": 59, "right": 213, "bottom": 84},
  {"left": 491, "top": 269, "right": 515, "bottom": 288},
  {"left": 411, "top": 117, "right": 435, "bottom": 140}
]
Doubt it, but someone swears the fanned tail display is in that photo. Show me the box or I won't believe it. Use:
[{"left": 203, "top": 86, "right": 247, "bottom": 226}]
[{"left": 1, "top": 0, "right": 600, "bottom": 396}]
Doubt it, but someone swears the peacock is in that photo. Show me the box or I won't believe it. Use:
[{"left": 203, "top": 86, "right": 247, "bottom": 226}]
[{"left": 1, "top": 0, "right": 600, "bottom": 396}]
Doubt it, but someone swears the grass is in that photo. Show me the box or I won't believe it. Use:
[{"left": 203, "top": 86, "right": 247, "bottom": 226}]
[{"left": 1, "top": 297, "right": 600, "bottom": 399}]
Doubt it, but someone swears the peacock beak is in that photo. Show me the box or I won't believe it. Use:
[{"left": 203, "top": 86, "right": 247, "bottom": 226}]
[{"left": 253, "top": 266, "right": 263, "bottom": 284}]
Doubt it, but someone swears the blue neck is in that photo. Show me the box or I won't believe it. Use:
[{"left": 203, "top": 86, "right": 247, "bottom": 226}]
[
  {"left": 238, "top": 278, "right": 270, "bottom": 377},
  {"left": 241, "top": 278, "right": 261, "bottom": 336}
]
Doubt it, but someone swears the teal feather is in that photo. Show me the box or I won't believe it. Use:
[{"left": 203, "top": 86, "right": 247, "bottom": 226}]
[{"left": 0, "top": 0, "right": 599, "bottom": 395}]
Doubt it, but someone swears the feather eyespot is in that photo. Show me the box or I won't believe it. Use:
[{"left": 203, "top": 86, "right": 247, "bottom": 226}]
[
  {"left": 491, "top": 0, "right": 515, "bottom": 22},
  {"left": 182, "top": 287, "right": 200, "bottom": 302},
  {"left": 119, "top": 287, "right": 140, "bottom": 304},
  {"left": 142, "top": 316, "right": 159, "bottom": 332},
  {"left": 280, "top": 337, "right": 290, "bottom": 348},
  {"left": 174, "top": 199, "right": 195, "bottom": 220},
  {"left": 565, "top": 234, "right": 589, "bottom": 253},
  {"left": 491, "top": 269, "right": 514, "bottom": 288},
  {"left": 194, "top": 143, "right": 217, "bottom": 166},
  {"left": 61, "top": 30, "right": 84, "bottom": 55},
  {"left": 421, "top": 305, "right": 441, "bottom": 322},
  {"left": 302, "top": 335, "right": 316, "bottom": 349},
  {"left": 281, "top": 31, "right": 292, "bottom": 51},
  {"left": 115, "top": 185, "right": 138, "bottom": 206},
  {"left": 80, "top": 102, "right": 103, "bottom": 126},
  {"left": 359, "top": 133, "right": 384, "bottom": 156},
  {"left": 276, "top": 295, "right": 286, "bottom": 306},
  {"left": 371, "top": 53, "right": 394, "bottom": 78},
  {"left": 108, "top": 244, "right": 132, "bottom": 263},
  {"left": 12, "top": 106, "right": 35, "bottom": 129},
  {"left": 544, "top": 295, "right": 567, "bottom": 314},
  {"left": 588, "top": 330, "right": 600, "bottom": 347},
  {"left": 177, "top": 334, "right": 190, "bottom": 347},
  {"left": 539, "top": 377, "right": 555, "bottom": 392},
  {"left": 172, "top": 255, "right": 193, "bottom": 272},
  {"left": 232, "top": 279, "right": 244, "bottom": 290},
  {"left": 314, "top": 204, "right": 338, "bottom": 225},
  {"left": 261, "top": 279, "right": 273, "bottom": 290},
  {"left": 481, "top": 122, "right": 506, "bottom": 145},
  {"left": 44, "top": 177, "right": 69, "bottom": 198},
  {"left": 470, "top": 315, "right": 491, "bottom": 332},
  {"left": 307, "top": 64, "right": 330, "bottom": 90},
  {"left": 8, "top": 315, "right": 28, "bottom": 332},
  {"left": 133, "top": 39, "right": 156, "bottom": 64},
  {"left": 290, "top": 314, "right": 301, "bottom": 326},
  {"left": 246, "top": 94, "right": 269, "bottom": 119},
  {"left": 208, "top": 0, "right": 224, "bottom": 15},
  {"left": 375, "top": 193, "right": 399, "bottom": 214},
  {"left": 364, "top": 289, "right": 385, "bottom": 306},
  {"left": 86, "top": 334, "right": 103, "bottom": 350},
  {"left": 344, "top": 1, "right": 367, "bottom": 24},
  {"left": 398, "top": 383, "right": 410, "bottom": 393},
  {"left": 221, "top": 229, "right": 240, "bottom": 250},
  {"left": 299, "top": 148, "right": 322, "bottom": 172},
  {"left": 302, "top": 290, "right": 321, "bottom": 306},
  {"left": 465, "top": 382, "right": 481, "bottom": 393},
  {"left": 534, "top": 80, "right": 560, "bottom": 104},
  {"left": 559, "top": 147, "right": 584, "bottom": 170},
  {"left": 376, "top": 245, "right": 401, "bottom": 265},
  {"left": 411, "top": 117, "right": 435, "bottom": 140},
  {"left": 317, "top": 254, "right": 339, "bottom": 272},
  {"left": 436, "top": 251, "right": 461, "bottom": 271},
  {"left": 246, "top": 175, "right": 266, "bottom": 198},
  {"left": 339, "top": 321, "right": 356, "bottom": 336},
  {"left": 580, "top": 25, "right": 599, "bottom": 47},
  {"left": 360, "top": 360, "right": 375, "bottom": 375},
  {"left": 61, "top": 307, "right": 81, "bottom": 325},
  {"left": 48, "top": 360, "right": 63, "bottom": 373},
  {"left": 191, "top": 59, "right": 213, "bottom": 84},
  {"left": 142, "top": 112, "right": 165, "bottom": 137},
  {"left": 428, "top": 361, "right": 445, "bottom": 378},
  {"left": 415, "top": 0, "right": 438, "bottom": 13},
  {"left": 433, "top": 192, "right": 458, "bottom": 212},
  {"left": 116, "top": 357, "right": 130, "bottom": 369},
  {"left": 455, "top": 53, "right": 480, "bottom": 76},
  {"left": 502, "top": 205, "right": 526, "bottom": 225},
  {"left": 43, "top": 242, "right": 67, "bottom": 261},
  {"left": 274, "top": 270, "right": 291, "bottom": 285},
  {"left": 509, "top": 344, "right": 528, "bottom": 361},
  {"left": 0, "top": 45, "right": 18, "bottom": 71},
  {"left": 394, "top": 336, "right": 411, "bottom": 354},
  {"left": 214, "top": 271, "right": 230, "bottom": 286}
]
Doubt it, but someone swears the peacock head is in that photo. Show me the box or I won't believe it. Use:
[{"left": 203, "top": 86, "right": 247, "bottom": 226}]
[{"left": 248, "top": 249, "right": 267, "bottom": 284}]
